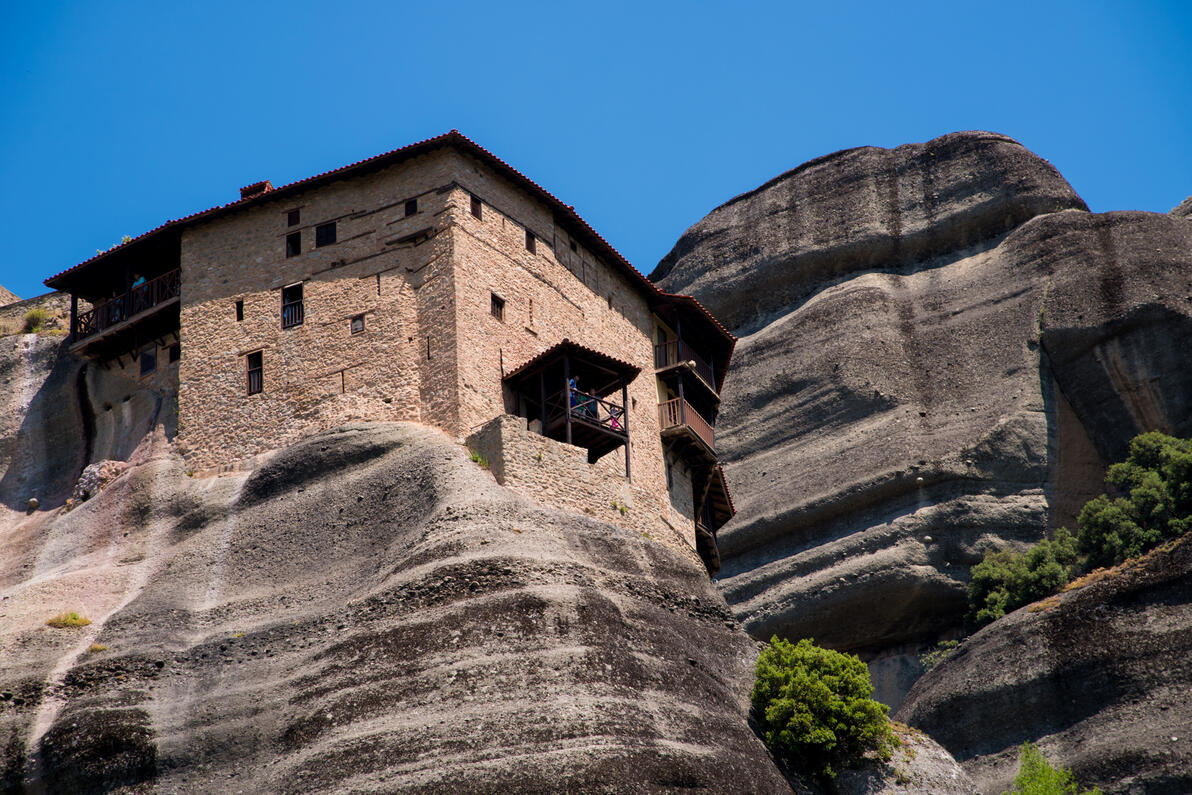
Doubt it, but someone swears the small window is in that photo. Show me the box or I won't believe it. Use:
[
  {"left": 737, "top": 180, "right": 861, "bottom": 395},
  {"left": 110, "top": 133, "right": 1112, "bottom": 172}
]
[
  {"left": 139, "top": 347, "right": 157, "bottom": 376},
  {"left": 470, "top": 195, "right": 482, "bottom": 219},
  {"left": 350, "top": 314, "right": 365, "bottom": 334},
  {"left": 285, "top": 231, "right": 301, "bottom": 258},
  {"left": 405, "top": 199, "right": 418, "bottom": 217},
  {"left": 287, "top": 209, "right": 300, "bottom": 226},
  {"left": 235, "top": 300, "right": 244, "bottom": 321},
  {"left": 246, "top": 351, "right": 263, "bottom": 395},
  {"left": 281, "top": 283, "right": 304, "bottom": 328},
  {"left": 490, "top": 292, "right": 505, "bottom": 322},
  {"left": 168, "top": 343, "right": 181, "bottom": 363},
  {"left": 315, "top": 222, "right": 337, "bottom": 247},
  {"left": 525, "top": 229, "right": 536, "bottom": 253},
  {"left": 570, "top": 239, "right": 577, "bottom": 252}
]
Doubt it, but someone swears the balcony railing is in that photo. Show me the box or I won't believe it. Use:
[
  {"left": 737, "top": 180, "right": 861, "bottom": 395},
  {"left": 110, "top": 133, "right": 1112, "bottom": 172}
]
[
  {"left": 281, "top": 300, "right": 305, "bottom": 329},
  {"left": 74, "top": 269, "right": 181, "bottom": 341},
  {"left": 655, "top": 339, "right": 717, "bottom": 392},
  {"left": 658, "top": 397, "right": 714, "bottom": 452},
  {"left": 552, "top": 387, "right": 627, "bottom": 436}
]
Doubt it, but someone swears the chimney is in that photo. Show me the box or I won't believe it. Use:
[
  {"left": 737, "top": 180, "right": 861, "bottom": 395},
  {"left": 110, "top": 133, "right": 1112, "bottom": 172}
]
[{"left": 240, "top": 180, "right": 273, "bottom": 200}]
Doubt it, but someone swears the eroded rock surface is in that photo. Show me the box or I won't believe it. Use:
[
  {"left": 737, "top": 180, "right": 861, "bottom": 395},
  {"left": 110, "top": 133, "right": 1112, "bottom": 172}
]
[
  {"left": 0, "top": 422, "right": 793, "bottom": 793},
  {"left": 653, "top": 131, "right": 1192, "bottom": 712},
  {"left": 896, "top": 535, "right": 1192, "bottom": 794}
]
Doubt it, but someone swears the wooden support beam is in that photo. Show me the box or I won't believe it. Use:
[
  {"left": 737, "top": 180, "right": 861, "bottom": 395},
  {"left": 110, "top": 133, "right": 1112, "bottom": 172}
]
[
  {"left": 622, "top": 377, "right": 631, "bottom": 481},
  {"left": 563, "top": 354, "right": 572, "bottom": 445}
]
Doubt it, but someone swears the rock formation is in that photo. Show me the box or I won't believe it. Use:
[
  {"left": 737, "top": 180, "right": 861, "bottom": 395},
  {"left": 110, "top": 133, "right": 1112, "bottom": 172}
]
[
  {"left": 0, "top": 286, "right": 18, "bottom": 308},
  {"left": 652, "top": 131, "right": 1192, "bottom": 707},
  {"left": 1, "top": 421, "right": 795, "bottom": 793},
  {"left": 896, "top": 535, "right": 1192, "bottom": 794},
  {"left": 1170, "top": 196, "right": 1192, "bottom": 218}
]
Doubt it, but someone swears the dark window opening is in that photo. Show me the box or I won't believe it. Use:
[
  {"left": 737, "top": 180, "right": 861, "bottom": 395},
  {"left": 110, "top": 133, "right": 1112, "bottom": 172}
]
[
  {"left": 315, "top": 222, "right": 337, "bottom": 247},
  {"left": 168, "top": 343, "right": 181, "bottom": 363},
  {"left": 607, "top": 294, "right": 614, "bottom": 310},
  {"left": 351, "top": 314, "right": 365, "bottom": 334},
  {"left": 246, "top": 351, "right": 263, "bottom": 395},
  {"left": 470, "top": 195, "right": 482, "bottom": 219},
  {"left": 281, "top": 283, "right": 304, "bottom": 328},
  {"left": 570, "top": 239, "right": 577, "bottom": 252},
  {"left": 405, "top": 199, "right": 418, "bottom": 217},
  {"left": 525, "top": 229, "right": 536, "bottom": 253},
  {"left": 287, "top": 209, "right": 300, "bottom": 226},
  {"left": 140, "top": 347, "right": 156, "bottom": 376},
  {"left": 490, "top": 292, "right": 505, "bottom": 322},
  {"left": 235, "top": 300, "right": 244, "bottom": 321},
  {"left": 286, "top": 231, "right": 301, "bottom": 258}
]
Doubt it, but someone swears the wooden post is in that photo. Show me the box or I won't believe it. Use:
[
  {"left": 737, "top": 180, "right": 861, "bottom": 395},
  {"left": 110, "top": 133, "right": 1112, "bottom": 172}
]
[
  {"left": 563, "top": 355, "right": 572, "bottom": 445},
  {"left": 538, "top": 370, "right": 547, "bottom": 433},
  {"left": 622, "top": 377, "right": 631, "bottom": 480},
  {"left": 678, "top": 370, "right": 686, "bottom": 426},
  {"left": 69, "top": 293, "right": 78, "bottom": 341}
]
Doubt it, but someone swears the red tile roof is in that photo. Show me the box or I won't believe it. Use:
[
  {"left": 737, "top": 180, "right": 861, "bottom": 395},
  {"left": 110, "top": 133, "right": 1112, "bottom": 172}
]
[{"left": 44, "top": 130, "right": 734, "bottom": 346}]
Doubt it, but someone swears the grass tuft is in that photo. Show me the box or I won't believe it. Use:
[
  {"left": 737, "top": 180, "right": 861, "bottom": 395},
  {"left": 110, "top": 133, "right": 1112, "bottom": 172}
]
[{"left": 46, "top": 612, "right": 92, "bottom": 628}]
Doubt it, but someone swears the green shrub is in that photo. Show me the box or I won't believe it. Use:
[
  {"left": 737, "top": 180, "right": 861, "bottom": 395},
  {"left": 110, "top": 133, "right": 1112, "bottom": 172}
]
[
  {"left": 967, "top": 528, "right": 1080, "bottom": 628},
  {"left": 919, "top": 639, "right": 960, "bottom": 671},
  {"left": 1077, "top": 431, "right": 1192, "bottom": 569},
  {"left": 22, "top": 308, "right": 49, "bottom": 333},
  {"left": 468, "top": 450, "right": 489, "bottom": 468},
  {"left": 1003, "top": 742, "right": 1101, "bottom": 794},
  {"left": 751, "top": 636, "right": 894, "bottom": 781}
]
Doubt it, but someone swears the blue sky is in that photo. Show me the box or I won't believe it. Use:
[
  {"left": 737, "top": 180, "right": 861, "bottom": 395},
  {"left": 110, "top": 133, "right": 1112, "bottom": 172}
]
[{"left": 1, "top": 1, "right": 1189, "bottom": 300}]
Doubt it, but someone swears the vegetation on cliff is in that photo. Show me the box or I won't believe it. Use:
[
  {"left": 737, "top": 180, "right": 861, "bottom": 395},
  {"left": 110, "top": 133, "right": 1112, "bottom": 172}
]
[
  {"left": 1003, "top": 742, "right": 1102, "bottom": 795},
  {"left": 968, "top": 431, "right": 1192, "bottom": 627},
  {"left": 752, "top": 636, "right": 894, "bottom": 781}
]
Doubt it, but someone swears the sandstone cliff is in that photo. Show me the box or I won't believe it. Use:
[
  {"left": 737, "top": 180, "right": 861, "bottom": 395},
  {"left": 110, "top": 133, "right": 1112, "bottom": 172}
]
[
  {"left": 1, "top": 422, "right": 796, "bottom": 793},
  {"left": 652, "top": 130, "right": 1192, "bottom": 793},
  {"left": 897, "top": 535, "right": 1192, "bottom": 794},
  {"left": 0, "top": 287, "right": 18, "bottom": 309}
]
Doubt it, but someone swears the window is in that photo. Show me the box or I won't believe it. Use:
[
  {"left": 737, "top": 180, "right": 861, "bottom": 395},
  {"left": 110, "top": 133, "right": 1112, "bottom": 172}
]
[
  {"left": 235, "top": 300, "right": 244, "bottom": 321},
  {"left": 490, "top": 292, "right": 505, "bottom": 322},
  {"left": 405, "top": 199, "right": 418, "bottom": 217},
  {"left": 350, "top": 314, "right": 365, "bottom": 334},
  {"left": 570, "top": 239, "right": 577, "bottom": 252},
  {"left": 246, "top": 351, "right": 263, "bottom": 395},
  {"left": 287, "top": 209, "right": 300, "bottom": 226},
  {"left": 315, "top": 222, "right": 337, "bottom": 247},
  {"left": 286, "top": 231, "right": 301, "bottom": 258},
  {"left": 168, "top": 343, "right": 181, "bottom": 363},
  {"left": 281, "top": 283, "right": 304, "bottom": 328},
  {"left": 470, "top": 195, "right": 482, "bottom": 219},
  {"left": 140, "top": 347, "right": 156, "bottom": 376},
  {"left": 525, "top": 229, "right": 536, "bottom": 253}
]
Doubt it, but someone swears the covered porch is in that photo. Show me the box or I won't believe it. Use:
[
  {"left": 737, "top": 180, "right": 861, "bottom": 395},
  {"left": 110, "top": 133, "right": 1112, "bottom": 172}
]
[{"left": 503, "top": 340, "right": 640, "bottom": 475}]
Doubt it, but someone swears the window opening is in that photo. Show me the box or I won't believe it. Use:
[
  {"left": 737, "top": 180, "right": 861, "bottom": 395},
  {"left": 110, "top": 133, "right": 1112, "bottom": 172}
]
[
  {"left": 405, "top": 199, "right": 418, "bottom": 217},
  {"left": 168, "top": 343, "right": 181, "bottom": 363},
  {"left": 235, "top": 300, "right": 244, "bottom": 321},
  {"left": 315, "top": 222, "right": 337, "bottom": 247},
  {"left": 139, "top": 347, "right": 156, "bottom": 376},
  {"left": 570, "top": 239, "right": 577, "bottom": 252},
  {"left": 351, "top": 314, "right": 365, "bottom": 334},
  {"left": 525, "top": 229, "right": 536, "bottom": 253},
  {"left": 287, "top": 209, "right": 300, "bottom": 226},
  {"left": 490, "top": 292, "right": 505, "bottom": 322},
  {"left": 285, "top": 231, "right": 301, "bottom": 258},
  {"left": 246, "top": 351, "right": 263, "bottom": 395},
  {"left": 281, "top": 283, "right": 304, "bottom": 328},
  {"left": 470, "top": 195, "right": 482, "bottom": 219}
]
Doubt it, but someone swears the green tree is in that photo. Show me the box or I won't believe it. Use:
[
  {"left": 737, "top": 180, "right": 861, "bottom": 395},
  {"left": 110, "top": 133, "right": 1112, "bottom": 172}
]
[
  {"left": 751, "top": 636, "right": 894, "bottom": 781},
  {"left": 966, "top": 528, "right": 1080, "bottom": 628},
  {"left": 1003, "top": 742, "right": 1101, "bottom": 795},
  {"left": 1077, "top": 432, "right": 1192, "bottom": 569}
]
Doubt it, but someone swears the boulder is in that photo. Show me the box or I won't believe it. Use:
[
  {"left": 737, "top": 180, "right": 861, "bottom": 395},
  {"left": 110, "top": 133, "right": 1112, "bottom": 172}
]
[
  {"left": 71, "top": 460, "right": 130, "bottom": 503},
  {"left": 896, "top": 535, "right": 1192, "bottom": 794}
]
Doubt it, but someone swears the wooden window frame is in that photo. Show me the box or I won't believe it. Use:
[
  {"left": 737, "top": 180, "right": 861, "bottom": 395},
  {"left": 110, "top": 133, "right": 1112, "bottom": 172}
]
[
  {"left": 350, "top": 314, "right": 365, "bottom": 335},
  {"left": 281, "top": 283, "right": 304, "bottom": 329},
  {"left": 235, "top": 300, "right": 244, "bottom": 321},
  {"left": 490, "top": 292, "right": 505, "bottom": 322},
  {"left": 285, "top": 231, "right": 301, "bottom": 258},
  {"left": 525, "top": 229, "right": 536, "bottom": 253},
  {"left": 470, "top": 195, "right": 482, "bottom": 219},
  {"left": 139, "top": 347, "right": 156, "bottom": 377},
  {"left": 315, "top": 222, "right": 337, "bottom": 248},
  {"left": 287, "top": 209, "right": 300, "bottom": 226},
  {"left": 405, "top": 199, "right": 418, "bottom": 217},
  {"left": 246, "top": 351, "right": 263, "bottom": 395}
]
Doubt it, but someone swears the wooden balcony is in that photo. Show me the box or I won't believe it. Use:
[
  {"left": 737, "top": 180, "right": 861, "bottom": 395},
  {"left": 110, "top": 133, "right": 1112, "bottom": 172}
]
[
  {"left": 655, "top": 339, "right": 718, "bottom": 395},
  {"left": 73, "top": 269, "right": 181, "bottom": 343},
  {"left": 658, "top": 397, "right": 715, "bottom": 459}
]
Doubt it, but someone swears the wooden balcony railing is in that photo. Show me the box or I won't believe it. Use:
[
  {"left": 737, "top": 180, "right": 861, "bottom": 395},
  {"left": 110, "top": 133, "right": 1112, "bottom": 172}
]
[
  {"left": 74, "top": 269, "right": 181, "bottom": 340},
  {"left": 655, "top": 339, "right": 717, "bottom": 391},
  {"left": 658, "top": 397, "right": 714, "bottom": 452},
  {"left": 550, "top": 387, "right": 627, "bottom": 436}
]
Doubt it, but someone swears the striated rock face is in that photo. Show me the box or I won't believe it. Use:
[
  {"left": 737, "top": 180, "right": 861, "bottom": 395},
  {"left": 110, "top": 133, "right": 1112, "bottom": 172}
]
[
  {"left": 653, "top": 131, "right": 1192, "bottom": 712},
  {"left": 0, "top": 423, "right": 793, "bottom": 793},
  {"left": 896, "top": 535, "right": 1192, "bottom": 795},
  {"left": 0, "top": 286, "right": 18, "bottom": 308},
  {"left": 835, "top": 723, "right": 975, "bottom": 795},
  {"left": 652, "top": 130, "right": 1087, "bottom": 334},
  {"left": 1170, "top": 196, "right": 1192, "bottom": 218}
]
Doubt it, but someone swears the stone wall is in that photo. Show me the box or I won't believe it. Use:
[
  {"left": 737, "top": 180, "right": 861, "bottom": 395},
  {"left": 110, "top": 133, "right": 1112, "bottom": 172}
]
[{"left": 466, "top": 414, "right": 700, "bottom": 563}]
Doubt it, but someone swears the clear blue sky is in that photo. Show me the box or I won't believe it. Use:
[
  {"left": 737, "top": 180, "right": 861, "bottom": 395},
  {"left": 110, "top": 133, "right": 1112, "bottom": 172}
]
[{"left": 1, "top": 1, "right": 1189, "bottom": 300}]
